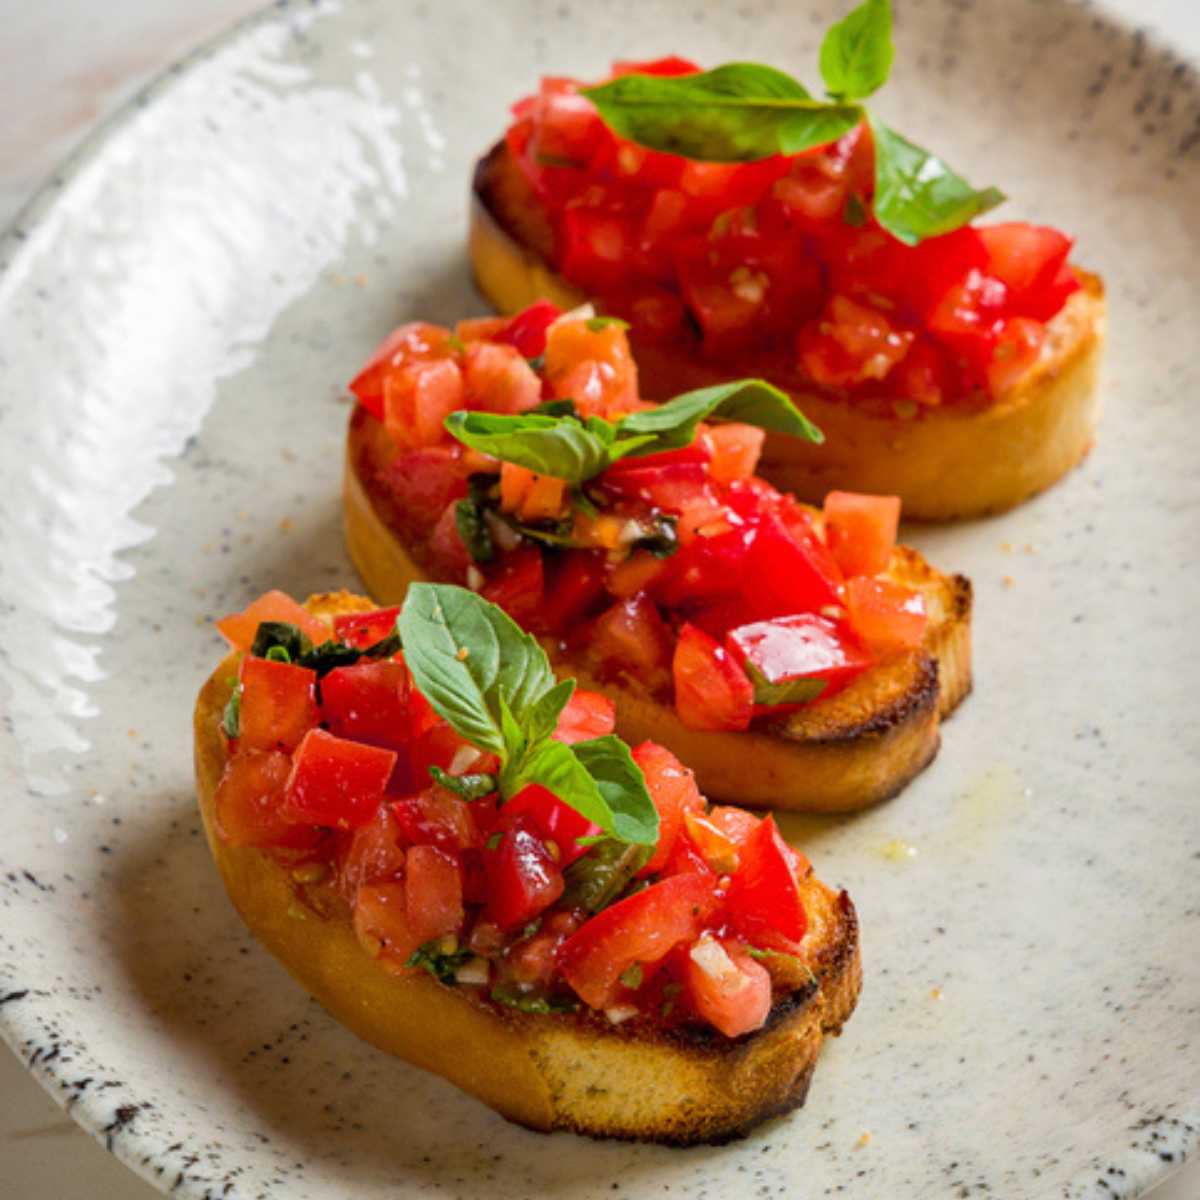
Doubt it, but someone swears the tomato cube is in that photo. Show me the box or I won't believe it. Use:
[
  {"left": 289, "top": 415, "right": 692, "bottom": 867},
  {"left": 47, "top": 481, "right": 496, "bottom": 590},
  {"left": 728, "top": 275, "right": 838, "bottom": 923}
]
[
  {"left": 633, "top": 741, "right": 706, "bottom": 876},
  {"left": 495, "top": 783, "right": 599, "bottom": 868},
  {"left": 236, "top": 657, "right": 317, "bottom": 754},
  {"left": 987, "top": 316, "right": 1046, "bottom": 396},
  {"left": 321, "top": 660, "right": 410, "bottom": 750},
  {"left": 823, "top": 491, "right": 900, "bottom": 578},
  {"left": 544, "top": 315, "right": 638, "bottom": 415},
  {"left": 282, "top": 729, "right": 397, "bottom": 829},
  {"left": 338, "top": 803, "right": 406, "bottom": 895},
  {"left": 462, "top": 342, "right": 542, "bottom": 414},
  {"left": 331, "top": 606, "right": 401, "bottom": 650},
  {"left": 554, "top": 689, "right": 617, "bottom": 745},
  {"left": 213, "top": 749, "right": 321, "bottom": 850},
  {"left": 495, "top": 300, "right": 563, "bottom": 358},
  {"left": 590, "top": 595, "right": 674, "bottom": 680},
  {"left": 726, "top": 815, "right": 808, "bottom": 950},
  {"left": 392, "top": 787, "right": 480, "bottom": 853},
  {"left": 683, "top": 935, "right": 772, "bottom": 1037},
  {"left": 381, "top": 446, "right": 469, "bottom": 542},
  {"left": 348, "top": 322, "right": 457, "bottom": 420},
  {"left": 383, "top": 358, "right": 465, "bottom": 451},
  {"left": 673, "top": 622, "right": 754, "bottom": 732},
  {"left": 979, "top": 222, "right": 1074, "bottom": 316},
  {"left": 484, "top": 827, "right": 565, "bottom": 931},
  {"left": 739, "top": 510, "right": 843, "bottom": 623},
  {"left": 480, "top": 546, "right": 545, "bottom": 630},
  {"left": 844, "top": 577, "right": 927, "bottom": 653},
  {"left": 706, "top": 423, "right": 765, "bottom": 484},
  {"left": 404, "top": 844, "right": 464, "bottom": 947},
  {"left": 353, "top": 881, "right": 423, "bottom": 967},
  {"left": 557, "top": 872, "right": 720, "bottom": 1010},
  {"left": 216, "top": 590, "right": 328, "bottom": 652},
  {"left": 542, "top": 551, "right": 608, "bottom": 634}
]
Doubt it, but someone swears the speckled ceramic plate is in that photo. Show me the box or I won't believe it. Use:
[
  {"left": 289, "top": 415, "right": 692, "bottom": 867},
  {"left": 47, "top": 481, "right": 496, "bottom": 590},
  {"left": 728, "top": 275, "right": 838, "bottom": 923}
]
[{"left": 1, "top": 1, "right": 1198, "bottom": 1197}]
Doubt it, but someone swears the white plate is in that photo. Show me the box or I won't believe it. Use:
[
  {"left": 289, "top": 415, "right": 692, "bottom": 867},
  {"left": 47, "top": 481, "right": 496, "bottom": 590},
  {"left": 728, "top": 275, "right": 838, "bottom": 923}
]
[{"left": 0, "top": 1, "right": 1197, "bottom": 1196}]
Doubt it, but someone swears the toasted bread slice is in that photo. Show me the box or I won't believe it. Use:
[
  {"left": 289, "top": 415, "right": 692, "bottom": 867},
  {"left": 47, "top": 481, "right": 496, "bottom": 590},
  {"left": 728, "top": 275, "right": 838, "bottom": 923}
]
[
  {"left": 345, "top": 411, "right": 973, "bottom": 813},
  {"left": 194, "top": 591, "right": 862, "bottom": 1144},
  {"left": 470, "top": 141, "right": 1106, "bottom": 521}
]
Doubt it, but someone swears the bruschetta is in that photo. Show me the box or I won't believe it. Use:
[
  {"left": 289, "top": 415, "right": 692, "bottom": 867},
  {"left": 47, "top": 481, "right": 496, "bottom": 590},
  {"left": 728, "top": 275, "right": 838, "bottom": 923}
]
[
  {"left": 467, "top": 51, "right": 1105, "bottom": 520},
  {"left": 344, "top": 305, "right": 971, "bottom": 813},
  {"left": 195, "top": 585, "right": 861, "bottom": 1144}
]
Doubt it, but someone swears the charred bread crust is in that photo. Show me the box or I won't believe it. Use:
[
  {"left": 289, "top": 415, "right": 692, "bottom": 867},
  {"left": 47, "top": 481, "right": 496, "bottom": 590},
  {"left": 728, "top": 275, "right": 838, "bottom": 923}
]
[
  {"left": 344, "top": 417, "right": 972, "bottom": 812},
  {"left": 194, "top": 592, "right": 861, "bottom": 1144},
  {"left": 469, "top": 140, "right": 1106, "bottom": 521}
]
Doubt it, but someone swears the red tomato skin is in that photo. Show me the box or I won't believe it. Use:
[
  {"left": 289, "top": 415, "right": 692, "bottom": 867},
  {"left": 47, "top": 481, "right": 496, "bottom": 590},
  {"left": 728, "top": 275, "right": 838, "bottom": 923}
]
[
  {"left": 462, "top": 342, "right": 543, "bottom": 413},
  {"left": 743, "top": 511, "right": 843, "bottom": 623},
  {"left": 320, "top": 660, "right": 410, "bottom": 751},
  {"left": 216, "top": 590, "right": 328, "bottom": 652},
  {"left": 214, "top": 749, "right": 322, "bottom": 850},
  {"left": 673, "top": 622, "right": 754, "bottom": 732},
  {"left": 553, "top": 689, "right": 617, "bottom": 745},
  {"left": 823, "top": 491, "right": 901, "bottom": 578},
  {"left": 484, "top": 828, "right": 565, "bottom": 931},
  {"left": 331, "top": 606, "right": 401, "bottom": 650},
  {"left": 338, "top": 804, "right": 406, "bottom": 896},
  {"left": 236, "top": 657, "right": 317, "bottom": 754},
  {"left": 494, "top": 784, "right": 599, "bottom": 868},
  {"left": 844, "top": 576, "right": 928, "bottom": 652},
  {"left": 480, "top": 546, "right": 546, "bottom": 630},
  {"left": 282, "top": 729, "right": 397, "bottom": 830},
  {"left": 707, "top": 423, "right": 765, "bottom": 484},
  {"left": 541, "top": 551, "right": 608, "bottom": 634},
  {"left": 683, "top": 937, "right": 773, "bottom": 1038},
  {"left": 404, "top": 844, "right": 465, "bottom": 946},
  {"left": 495, "top": 300, "right": 564, "bottom": 358},
  {"left": 632, "top": 741, "right": 705, "bottom": 876},
  {"left": 978, "top": 222, "right": 1074, "bottom": 316},
  {"left": 348, "top": 322, "right": 456, "bottom": 420},
  {"left": 381, "top": 446, "right": 468, "bottom": 543},
  {"left": 353, "top": 881, "right": 424, "bottom": 968},
  {"left": 557, "top": 873, "right": 721, "bottom": 1010},
  {"left": 589, "top": 595, "right": 674, "bottom": 679},
  {"left": 391, "top": 787, "right": 480, "bottom": 854},
  {"left": 706, "top": 804, "right": 761, "bottom": 848},
  {"left": 726, "top": 816, "right": 808, "bottom": 949},
  {"left": 383, "top": 358, "right": 465, "bottom": 452}
]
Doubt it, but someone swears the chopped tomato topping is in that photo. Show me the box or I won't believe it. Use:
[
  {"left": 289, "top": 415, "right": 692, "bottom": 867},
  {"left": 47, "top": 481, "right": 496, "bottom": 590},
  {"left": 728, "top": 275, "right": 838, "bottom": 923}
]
[
  {"left": 384, "top": 359, "right": 465, "bottom": 451},
  {"left": 673, "top": 622, "right": 754, "bottom": 732},
  {"left": 392, "top": 787, "right": 481, "bottom": 854},
  {"left": 282, "top": 729, "right": 396, "bottom": 829},
  {"left": 462, "top": 342, "right": 543, "bottom": 413},
  {"left": 484, "top": 827, "right": 565, "bottom": 931},
  {"left": 725, "top": 816, "right": 808, "bottom": 951},
  {"left": 216, "top": 590, "right": 327, "bottom": 652},
  {"left": 823, "top": 490, "right": 900, "bottom": 578},
  {"left": 331, "top": 606, "right": 401, "bottom": 650},
  {"left": 236, "top": 657, "right": 317, "bottom": 754},
  {"left": 404, "top": 844, "right": 465, "bottom": 947},
  {"left": 553, "top": 689, "right": 617, "bottom": 745},
  {"left": 683, "top": 936, "right": 772, "bottom": 1038},
  {"left": 633, "top": 741, "right": 705, "bottom": 876},
  {"left": 843, "top": 577, "right": 927, "bottom": 653},
  {"left": 321, "top": 660, "right": 410, "bottom": 750},
  {"left": 348, "top": 322, "right": 456, "bottom": 420},
  {"left": 213, "top": 749, "right": 321, "bottom": 850},
  {"left": 495, "top": 299, "right": 563, "bottom": 358}
]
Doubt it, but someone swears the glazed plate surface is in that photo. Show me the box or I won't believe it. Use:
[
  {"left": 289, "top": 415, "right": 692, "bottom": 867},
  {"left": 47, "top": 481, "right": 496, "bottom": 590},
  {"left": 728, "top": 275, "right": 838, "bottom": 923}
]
[{"left": 0, "top": 2, "right": 1197, "bottom": 1196}]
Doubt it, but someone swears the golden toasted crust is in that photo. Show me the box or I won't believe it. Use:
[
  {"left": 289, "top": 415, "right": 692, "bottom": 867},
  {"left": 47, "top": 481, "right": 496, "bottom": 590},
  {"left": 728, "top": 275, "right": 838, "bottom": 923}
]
[
  {"left": 344, "top": 414, "right": 972, "bottom": 813},
  {"left": 194, "top": 592, "right": 861, "bottom": 1144},
  {"left": 470, "top": 141, "right": 1106, "bottom": 521}
]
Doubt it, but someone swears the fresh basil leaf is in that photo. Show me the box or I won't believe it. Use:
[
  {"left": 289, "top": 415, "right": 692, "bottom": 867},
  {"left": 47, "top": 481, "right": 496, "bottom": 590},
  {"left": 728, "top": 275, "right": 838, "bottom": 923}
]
[
  {"left": 617, "top": 378, "right": 824, "bottom": 451},
  {"left": 526, "top": 354, "right": 547, "bottom": 373},
  {"left": 582, "top": 63, "right": 862, "bottom": 162},
  {"left": 525, "top": 677, "right": 576, "bottom": 743},
  {"left": 490, "top": 984, "right": 579, "bottom": 1014},
  {"left": 843, "top": 192, "right": 868, "bottom": 227},
  {"left": 455, "top": 499, "right": 495, "bottom": 564},
  {"left": 620, "top": 962, "right": 644, "bottom": 990},
  {"left": 532, "top": 397, "right": 576, "bottom": 418},
  {"left": 561, "top": 838, "right": 653, "bottom": 912},
  {"left": 746, "top": 945, "right": 818, "bottom": 985},
  {"left": 819, "top": 0, "right": 893, "bottom": 101},
  {"left": 744, "top": 659, "right": 828, "bottom": 707},
  {"left": 570, "top": 735, "right": 659, "bottom": 846},
  {"left": 444, "top": 410, "right": 612, "bottom": 483},
  {"left": 586, "top": 315, "right": 629, "bottom": 332},
  {"left": 870, "top": 117, "right": 1005, "bottom": 246},
  {"left": 250, "top": 621, "right": 313, "bottom": 662},
  {"left": 428, "top": 765, "right": 497, "bottom": 801},
  {"left": 631, "top": 513, "right": 679, "bottom": 559},
  {"left": 360, "top": 628, "right": 403, "bottom": 660},
  {"left": 570, "top": 487, "right": 600, "bottom": 519},
  {"left": 502, "top": 516, "right": 578, "bottom": 549},
  {"left": 297, "top": 639, "right": 364, "bottom": 678},
  {"left": 264, "top": 645, "right": 292, "bottom": 663},
  {"left": 221, "top": 682, "right": 242, "bottom": 738},
  {"left": 406, "top": 941, "right": 471, "bottom": 984}
]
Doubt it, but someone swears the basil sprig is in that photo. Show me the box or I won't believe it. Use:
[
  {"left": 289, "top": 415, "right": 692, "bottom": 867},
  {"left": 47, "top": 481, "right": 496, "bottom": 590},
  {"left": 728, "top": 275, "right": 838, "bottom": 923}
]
[
  {"left": 444, "top": 378, "right": 822, "bottom": 484},
  {"left": 744, "top": 660, "right": 828, "bottom": 708},
  {"left": 398, "top": 583, "right": 659, "bottom": 846},
  {"left": 580, "top": 0, "right": 1003, "bottom": 245}
]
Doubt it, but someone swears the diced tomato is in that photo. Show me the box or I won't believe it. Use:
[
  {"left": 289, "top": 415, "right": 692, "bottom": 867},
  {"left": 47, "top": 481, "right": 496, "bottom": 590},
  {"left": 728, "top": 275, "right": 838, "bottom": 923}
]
[
  {"left": 606, "top": 551, "right": 669, "bottom": 599},
  {"left": 894, "top": 338, "right": 950, "bottom": 407},
  {"left": 614, "top": 284, "right": 688, "bottom": 341},
  {"left": 683, "top": 936, "right": 772, "bottom": 1037},
  {"left": 560, "top": 208, "right": 638, "bottom": 292},
  {"left": 534, "top": 79, "right": 606, "bottom": 164},
  {"left": 589, "top": 594, "right": 674, "bottom": 679},
  {"left": 236, "top": 657, "right": 317, "bottom": 754},
  {"left": 706, "top": 804, "right": 761, "bottom": 848},
  {"left": 798, "top": 295, "right": 914, "bottom": 387},
  {"left": 406, "top": 718, "right": 472, "bottom": 793},
  {"left": 455, "top": 316, "right": 510, "bottom": 344},
  {"left": 673, "top": 622, "right": 754, "bottom": 732},
  {"left": 404, "top": 844, "right": 464, "bottom": 946},
  {"left": 338, "top": 803, "right": 406, "bottom": 894},
  {"left": 987, "top": 316, "right": 1046, "bottom": 396},
  {"left": 216, "top": 591, "right": 328, "bottom": 652},
  {"left": 727, "top": 613, "right": 872, "bottom": 709},
  {"left": 896, "top": 226, "right": 989, "bottom": 318},
  {"left": 682, "top": 812, "right": 740, "bottom": 874},
  {"left": 484, "top": 827, "right": 565, "bottom": 931},
  {"left": 554, "top": 689, "right": 617, "bottom": 745},
  {"left": 427, "top": 500, "right": 471, "bottom": 579},
  {"left": 353, "top": 881, "right": 423, "bottom": 967},
  {"left": 499, "top": 463, "right": 567, "bottom": 523},
  {"left": 494, "top": 783, "right": 599, "bottom": 868},
  {"left": 348, "top": 322, "right": 457, "bottom": 420},
  {"left": 542, "top": 551, "right": 608, "bottom": 633},
  {"left": 462, "top": 342, "right": 543, "bottom": 413},
  {"left": 706, "top": 423, "right": 765, "bottom": 484},
  {"left": 725, "top": 815, "right": 808, "bottom": 950},
  {"left": 557, "top": 872, "right": 720, "bottom": 1010},
  {"left": 543, "top": 315, "right": 638, "bottom": 416},
  {"left": 1021, "top": 262, "right": 1081, "bottom": 322},
  {"left": 926, "top": 269, "right": 1008, "bottom": 374},
  {"left": 600, "top": 450, "right": 711, "bottom": 513},
  {"left": 844, "top": 577, "right": 927, "bottom": 652},
  {"left": 382, "top": 446, "right": 469, "bottom": 541},
  {"left": 737, "top": 510, "right": 843, "bottom": 624},
  {"left": 653, "top": 517, "right": 759, "bottom": 611},
  {"left": 979, "top": 223, "right": 1074, "bottom": 317},
  {"left": 383, "top": 358, "right": 465, "bottom": 452},
  {"left": 213, "top": 749, "right": 322, "bottom": 850},
  {"left": 480, "top": 545, "right": 545, "bottom": 630},
  {"left": 392, "top": 787, "right": 480, "bottom": 853},
  {"left": 611, "top": 56, "right": 700, "bottom": 77},
  {"left": 823, "top": 491, "right": 900, "bottom": 578},
  {"left": 331, "top": 606, "right": 401, "bottom": 650},
  {"left": 633, "top": 741, "right": 705, "bottom": 876},
  {"left": 665, "top": 831, "right": 716, "bottom": 879},
  {"left": 282, "top": 729, "right": 397, "bottom": 829},
  {"left": 495, "top": 300, "right": 563, "bottom": 358},
  {"left": 321, "top": 660, "right": 410, "bottom": 750},
  {"left": 503, "top": 909, "right": 584, "bottom": 989}
]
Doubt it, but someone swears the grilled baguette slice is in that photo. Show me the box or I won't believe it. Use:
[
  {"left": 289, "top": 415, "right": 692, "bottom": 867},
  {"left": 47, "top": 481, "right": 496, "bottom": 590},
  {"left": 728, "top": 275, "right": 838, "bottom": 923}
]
[
  {"left": 194, "top": 590, "right": 862, "bottom": 1145},
  {"left": 345, "top": 411, "right": 973, "bottom": 813},
  {"left": 469, "top": 141, "right": 1106, "bottom": 521}
]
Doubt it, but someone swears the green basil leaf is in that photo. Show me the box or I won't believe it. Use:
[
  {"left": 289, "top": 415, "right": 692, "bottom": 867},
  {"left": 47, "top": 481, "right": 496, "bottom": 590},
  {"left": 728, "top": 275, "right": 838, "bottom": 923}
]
[
  {"left": 570, "top": 735, "right": 659, "bottom": 846},
  {"left": 631, "top": 512, "right": 679, "bottom": 559},
  {"left": 406, "top": 941, "right": 472, "bottom": 984},
  {"left": 532, "top": 397, "right": 577, "bottom": 418},
  {"left": 586, "top": 315, "right": 630, "bottom": 332},
  {"left": 620, "top": 962, "right": 644, "bottom": 990},
  {"left": 221, "top": 682, "right": 242, "bottom": 739},
  {"left": 444, "top": 410, "right": 611, "bottom": 483},
  {"left": 582, "top": 63, "right": 862, "bottom": 162},
  {"left": 819, "top": 0, "right": 894, "bottom": 101},
  {"left": 250, "top": 621, "right": 313, "bottom": 662},
  {"left": 870, "top": 118, "right": 1005, "bottom": 245},
  {"left": 428, "top": 765, "right": 497, "bottom": 801},
  {"left": 744, "top": 659, "right": 828, "bottom": 707},
  {"left": 360, "top": 628, "right": 403, "bottom": 660},
  {"left": 524, "top": 677, "right": 576, "bottom": 743},
  {"left": 297, "top": 639, "right": 364, "bottom": 678},
  {"left": 617, "top": 378, "right": 824, "bottom": 451},
  {"left": 455, "top": 499, "right": 495, "bottom": 564},
  {"left": 561, "top": 838, "right": 654, "bottom": 912},
  {"left": 490, "top": 984, "right": 579, "bottom": 1014}
]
